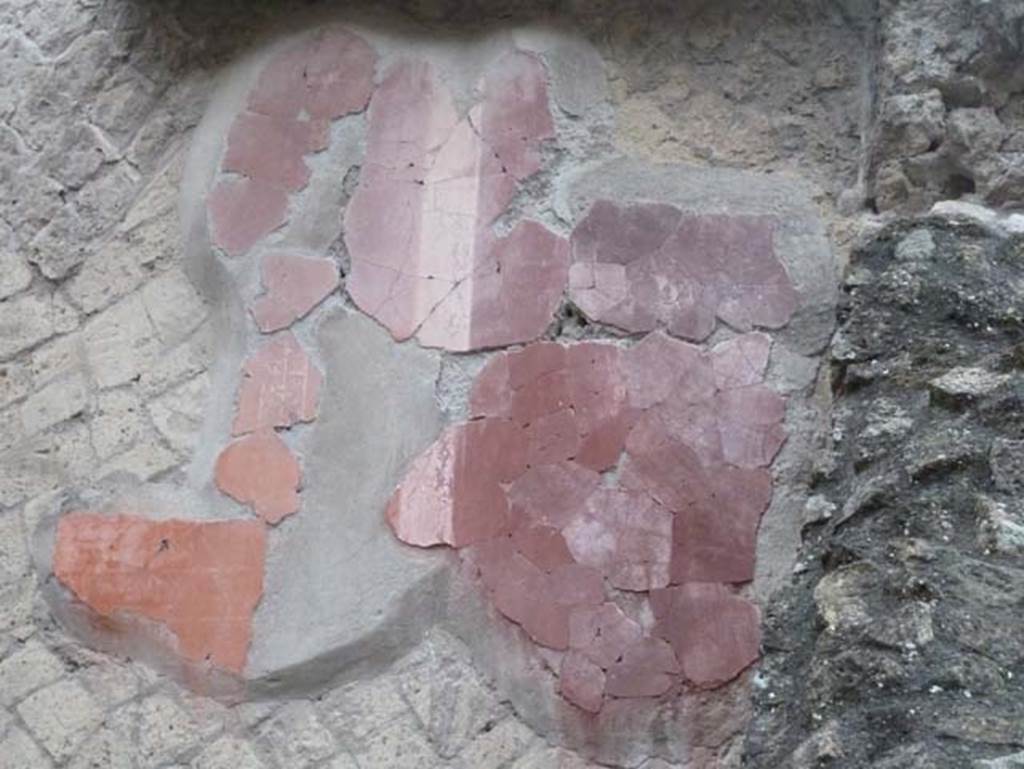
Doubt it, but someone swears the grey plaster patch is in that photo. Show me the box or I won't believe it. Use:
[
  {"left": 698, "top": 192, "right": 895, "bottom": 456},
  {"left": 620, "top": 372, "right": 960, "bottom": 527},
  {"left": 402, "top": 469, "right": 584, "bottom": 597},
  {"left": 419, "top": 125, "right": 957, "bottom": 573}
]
[{"left": 247, "top": 310, "right": 447, "bottom": 689}]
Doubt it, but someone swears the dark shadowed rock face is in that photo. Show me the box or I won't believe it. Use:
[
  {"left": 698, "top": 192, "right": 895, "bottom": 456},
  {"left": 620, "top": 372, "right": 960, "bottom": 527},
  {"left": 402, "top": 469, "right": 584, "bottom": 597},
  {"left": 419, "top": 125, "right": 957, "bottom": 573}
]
[{"left": 745, "top": 219, "right": 1024, "bottom": 768}]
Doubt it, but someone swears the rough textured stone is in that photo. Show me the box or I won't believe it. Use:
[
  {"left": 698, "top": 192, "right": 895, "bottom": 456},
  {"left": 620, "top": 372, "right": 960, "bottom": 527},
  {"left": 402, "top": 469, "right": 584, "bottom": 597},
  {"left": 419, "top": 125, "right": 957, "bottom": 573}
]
[{"left": 53, "top": 513, "right": 266, "bottom": 672}]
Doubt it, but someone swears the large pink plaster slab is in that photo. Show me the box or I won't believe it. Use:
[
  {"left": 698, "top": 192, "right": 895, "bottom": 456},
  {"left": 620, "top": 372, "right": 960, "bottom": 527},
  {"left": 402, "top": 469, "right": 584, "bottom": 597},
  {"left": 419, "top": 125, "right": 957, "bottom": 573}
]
[
  {"left": 344, "top": 53, "right": 566, "bottom": 351},
  {"left": 53, "top": 513, "right": 266, "bottom": 673},
  {"left": 232, "top": 332, "right": 322, "bottom": 435},
  {"left": 569, "top": 202, "right": 798, "bottom": 341},
  {"left": 387, "top": 330, "right": 787, "bottom": 713},
  {"left": 214, "top": 429, "right": 301, "bottom": 524},
  {"left": 651, "top": 583, "right": 761, "bottom": 688},
  {"left": 208, "top": 178, "right": 289, "bottom": 257},
  {"left": 252, "top": 252, "right": 340, "bottom": 332}
]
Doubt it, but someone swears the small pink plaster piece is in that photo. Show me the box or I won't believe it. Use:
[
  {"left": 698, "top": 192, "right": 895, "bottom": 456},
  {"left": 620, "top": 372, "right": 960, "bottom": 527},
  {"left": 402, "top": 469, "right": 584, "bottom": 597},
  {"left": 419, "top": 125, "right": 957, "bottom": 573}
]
[
  {"left": 214, "top": 429, "right": 302, "bottom": 524},
  {"left": 223, "top": 112, "right": 325, "bottom": 192},
  {"left": 651, "top": 583, "right": 761, "bottom": 688},
  {"left": 344, "top": 53, "right": 564, "bottom": 351},
  {"left": 248, "top": 27, "right": 376, "bottom": 120},
  {"left": 300, "top": 27, "right": 377, "bottom": 119},
  {"left": 604, "top": 637, "right": 680, "bottom": 698},
  {"left": 525, "top": 408, "right": 581, "bottom": 466},
  {"left": 208, "top": 178, "right": 289, "bottom": 257},
  {"left": 568, "top": 603, "right": 643, "bottom": 669},
  {"left": 560, "top": 652, "right": 606, "bottom": 713},
  {"left": 252, "top": 252, "right": 340, "bottom": 332},
  {"left": 562, "top": 488, "right": 672, "bottom": 591},
  {"left": 474, "top": 51, "right": 555, "bottom": 180},
  {"left": 711, "top": 333, "right": 772, "bottom": 390},
  {"left": 511, "top": 523, "right": 576, "bottom": 572},
  {"left": 232, "top": 332, "right": 323, "bottom": 435}
]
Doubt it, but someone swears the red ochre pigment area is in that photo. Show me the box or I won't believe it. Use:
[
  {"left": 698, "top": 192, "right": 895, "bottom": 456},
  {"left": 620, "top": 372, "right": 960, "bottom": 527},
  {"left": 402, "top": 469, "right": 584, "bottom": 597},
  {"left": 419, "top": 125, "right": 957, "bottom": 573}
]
[
  {"left": 387, "top": 331, "right": 784, "bottom": 713},
  {"left": 52, "top": 513, "right": 266, "bottom": 674}
]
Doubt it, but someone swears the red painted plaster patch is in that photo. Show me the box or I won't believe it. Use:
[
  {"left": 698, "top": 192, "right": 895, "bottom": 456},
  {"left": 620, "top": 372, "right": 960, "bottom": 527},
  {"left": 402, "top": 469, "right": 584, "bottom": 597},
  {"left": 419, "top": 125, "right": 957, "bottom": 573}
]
[
  {"left": 232, "top": 332, "right": 322, "bottom": 435},
  {"left": 569, "top": 202, "right": 798, "bottom": 341},
  {"left": 214, "top": 429, "right": 301, "bottom": 524},
  {"left": 388, "top": 330, "right": 786, "bottom": 712},
  {"left": 208, "top": 178, "right": 289, "bottom": 257},
  {"left": 252, "top": 252, "right": 340, "bottom": 332},
  {"left": 344, "top": 53, "right": 566, "bottom": 351},
  {"left": 53, "top": 513, "right": 266, "bottom": 673}
]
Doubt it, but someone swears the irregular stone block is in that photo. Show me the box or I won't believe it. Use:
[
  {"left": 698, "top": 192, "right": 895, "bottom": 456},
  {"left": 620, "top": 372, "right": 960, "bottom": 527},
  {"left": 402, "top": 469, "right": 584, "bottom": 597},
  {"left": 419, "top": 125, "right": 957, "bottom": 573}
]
[{"left": 53, "top": 513, "right": 266, "bottom": 673}]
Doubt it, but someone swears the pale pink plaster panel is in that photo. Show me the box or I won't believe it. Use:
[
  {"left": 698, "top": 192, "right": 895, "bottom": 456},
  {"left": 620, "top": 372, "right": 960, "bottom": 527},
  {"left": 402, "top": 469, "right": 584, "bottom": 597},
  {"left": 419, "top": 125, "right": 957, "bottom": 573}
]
[{"left": 232, "top": 332, "right": 322, "bottom": 435}]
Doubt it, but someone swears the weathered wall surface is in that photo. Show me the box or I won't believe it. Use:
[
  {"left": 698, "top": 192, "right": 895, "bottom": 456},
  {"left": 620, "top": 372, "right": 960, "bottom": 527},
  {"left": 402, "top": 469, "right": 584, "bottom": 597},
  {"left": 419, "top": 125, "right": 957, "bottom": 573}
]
[{"left": 0, "top": 0, "right": 1021, "bottom": 767}]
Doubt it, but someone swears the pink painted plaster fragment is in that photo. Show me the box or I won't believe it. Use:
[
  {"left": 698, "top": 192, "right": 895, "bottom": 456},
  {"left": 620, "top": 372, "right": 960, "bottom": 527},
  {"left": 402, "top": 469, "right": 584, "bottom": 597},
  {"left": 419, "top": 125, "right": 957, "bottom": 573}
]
[
  {"left": 208, "top": 178, "right": 288, "bottom": 256},
  {"left": 390, "top": 331, "right": 787, "bottom": 712},
  {"left": 507, "top": 461, "right": 601, "bottom": 529},
  {"left": 560, "top": 651, "right": 606, "bottom": 713},
  {"left": 604, "top": 637, "right": 680, "bottom": 698},
  {"left": 214, "top": 429, "right": 301, "bottom": 524},
  {"left": 711, "top": 332, "right": 772, "bottom": 390},
  {"left": 387, "top": 419, "right": 527, "bottom": 547},
  {"left": 248, "top": 27, "right": 376, "bottom": 120},
  {"left": 252, "top": 252, "right": 340, "bottom": 332},
  {"left": 344, "top": 53, "right": 565, "bottom": 351},
  {"left": 651, "top": 583, "right": 762, "bottom": 688},
  {"left": 232, "top": 333, "right": 322, "bottom": 435},
  {"left": 223, "top": 113, "right": 327, "bottom": 192},
  {"left": 53, "top": 514, "right": 266, "bottom": 673},
  {"left": 563, "top": 488, "right": 672, "bottom": 591},
  {"left": 569, "top": 203, "right": 798, "bottom": 341},
  {"left": 670, "top": 467, "right": 772, "bottom": 584}
]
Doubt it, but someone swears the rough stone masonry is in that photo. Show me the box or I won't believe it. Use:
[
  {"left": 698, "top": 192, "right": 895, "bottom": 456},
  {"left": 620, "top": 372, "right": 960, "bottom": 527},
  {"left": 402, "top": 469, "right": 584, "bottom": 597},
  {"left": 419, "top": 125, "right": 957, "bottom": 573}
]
[{"left": 2, "top": 1, "right": 1024, "bottom": 768}]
